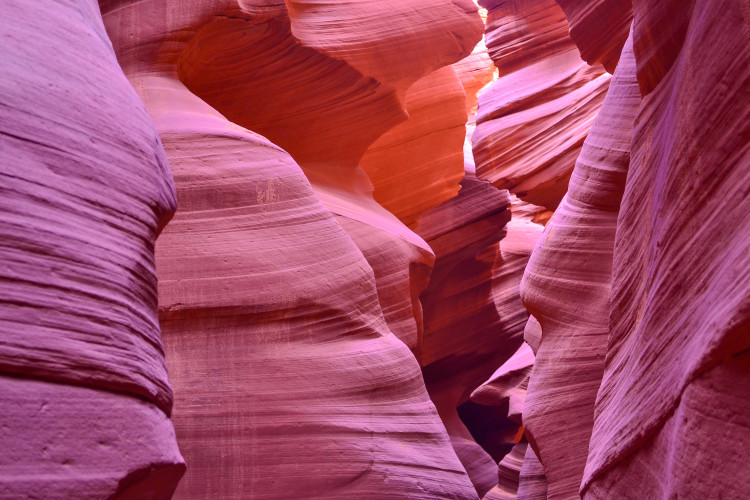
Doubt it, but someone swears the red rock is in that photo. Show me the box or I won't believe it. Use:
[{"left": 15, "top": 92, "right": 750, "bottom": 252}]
[
  {"left": 553, "top": 0, "right": 632, "bottom": 72},
  {"left": 453, "top": 38, "right": 496, "bottom": 117},
  {"left": 360, "top": 66, "right": 469, "bottom": 228},
  {"left": 100, "top": 1, "right": 482, "bottom": 498},
  {"left": 581, "top": 1, "right": 750, "bottom": 496},
  {"left": 482, "top": 441, "right": 528, "bottom": 500},
  {"left": 518, "top": 32, "right": 640, "bottom": 499},
  {"left": 167, "top": 3, "right": 481, "bottom": 350},
  {"left": 0, "top": 0, "right": 182, "bottom": 497},
  {"left": 472, "top": 0, "right": 610, "bottom": 210},
  {"left": 516, "top": 447, "right": 548, "bottom": 500},
  {"left": 416, "top": 157, "right": 542, "bottom": 495}
]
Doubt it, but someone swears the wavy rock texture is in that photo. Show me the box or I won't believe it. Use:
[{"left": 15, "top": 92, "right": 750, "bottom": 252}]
[
  {"left": 415, "top": 167, "right": 512, "bottom": 496},
  {"left": 517, "top": 32, "right": 641, "bottom": 499},
  {"left": 0, "top": 0, "right": 183, "bottom": 498},
  {"left": 416, "top": 151, "right": 543, "bottom": 495},
  {"left": 580, "top": 1, "right": 750, "bottom": 497},
  {"left": 100, "top": 1, "right": 483, "bottom": 498},
  {"left": 483, "top": 441, "right": 528, "bottom": 500},
  {"left": 552, "top": 0, "right": 632, "bottom": 72},
  {"left": 168, "top": 1, "right": 482, "bottom": 350},
  {"left": 472, "top": 0, "right": 611, "bottom": 210},
  {"left": 471, "top": 342, "right": 534, "bottom": 500},
  {"left": 471, "top": 342, "right": 534, "bottom": 423},
  {"left": 516, "top": 448, "right": 548, "bottom": 500},
  {"left": 359, "top": 66, "right": 469, "bottom": 228}
]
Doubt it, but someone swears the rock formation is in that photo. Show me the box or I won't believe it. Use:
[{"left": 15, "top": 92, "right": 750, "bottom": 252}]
[
  {"left": 3, "top": 0, "right": 749, "bottom": 498},
  {"left": 582, "top": 1, "right": 750, "bottom": 497},
  {"left": 518, "top": 30, "right": 641, "bottom": 500},
  {"left": 100, "top": 0, "right": 485, "bottom": 498},
  {"left": 0, "top": 1, "right": 183, "bottom": 498},
  {"left": 508, "top": 0, "right": 750, "bottom": 498},
  {"left": 472, "top": 0, "right": 611, "bottom": 210}
]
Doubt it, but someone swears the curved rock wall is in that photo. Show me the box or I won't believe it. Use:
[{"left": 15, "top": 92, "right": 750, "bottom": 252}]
[
  {"left": 472, "top": 0, "right": 610, "bottom": 210},
  {"left": 582, "top": 1, "right": 750, "bottom": 496},
  {"left": 99, "top": 0, "right": 485, "bottom": 498},
  {"left": 1, "top": 0, "right": 183, "bottom": 498},
  {"left": 518, "top": 32, "right": 640, "bottom": 500}
]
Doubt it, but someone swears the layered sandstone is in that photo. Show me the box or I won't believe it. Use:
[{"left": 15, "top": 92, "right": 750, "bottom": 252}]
[
  {"left": 100, "top": 0, "right": 484, "bottom": 498},
  {"left": 0, "top": 0, "right": 183, "bottom": 497},
  {"left": 472, "top": 0, "right": 610, "bottom": 210},
  {"left": 582, "top": 1, "right": 750, "bottom": 497},
  {"left": 518, "top": 33, "right": 641, "bottom": 499}
]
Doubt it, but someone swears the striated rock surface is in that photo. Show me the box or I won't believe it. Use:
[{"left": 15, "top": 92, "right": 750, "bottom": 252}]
[
  {"left": 360, "top": 66, "right": 469, "bottom": 228},
  {"left": 518, "top": 32, "right": 641, "bottom": 499},
  {"left": 0, "top": 0, "right": 183, "bottom": 498},
  {"left": 471, "top": 342, "right": 534, "bottom": 423},
  {"left": 516, "top": 447, "right": 548, "bottom": 500},
  {"left": 553, "top": 0, "right": 632, "bottom": 72},
  {"left": 472, "top": 0, "right": 610, "bottom": 210},
  {"left": 482, "top": 441, "right": 528, "bottom": 500},
  {"left": 101, "top": 0, "right": 483, "bottom": 498},
  {"left": 581, "top": 1, "right": 750, "bottom": 497},
  {"left": 416, "top": 150, "right": 543, "bottom": 495},
  {"left": 167, "top": 1, "right": 482, "bottom": 350}
]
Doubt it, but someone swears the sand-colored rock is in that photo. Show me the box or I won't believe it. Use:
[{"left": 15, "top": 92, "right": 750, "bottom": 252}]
[
  {"left": 472, "top": 0, "right": 610, "bottom": 210},
  {"left": 581, "top": 1, "right": 750, "bottom": 496},
  {"left": 0, "top": 0, "right": 183, "bottom": 497},
  {"left": 518, "top": 32, "right": 640, "bottom": 499}
]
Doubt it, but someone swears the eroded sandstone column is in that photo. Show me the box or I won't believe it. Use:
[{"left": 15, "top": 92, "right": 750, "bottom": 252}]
[{"left": 1, "top": 1, "right": 184, "bottom": 497}]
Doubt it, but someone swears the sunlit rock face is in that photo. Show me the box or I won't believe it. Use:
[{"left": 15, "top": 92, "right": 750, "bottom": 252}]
[
  {"left": 472, "top": 0, "right": 610, "bottom": 210},
  {"left": 0, "top": 1, "right": 183, "bottom": 498},
  {"left": 100, "top": 0, "right": 484, "bottom": 498}
]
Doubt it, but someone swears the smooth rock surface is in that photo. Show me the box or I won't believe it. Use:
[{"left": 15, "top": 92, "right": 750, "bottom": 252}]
[
  {"left": 553, "top": 0, "right": 632, "bottom": 72},
  {"left": 100, "top": 1, "right": 482, "bottom": 498}
]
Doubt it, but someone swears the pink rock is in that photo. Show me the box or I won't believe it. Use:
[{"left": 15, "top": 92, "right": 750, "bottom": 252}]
[
  {"left": 416, "top": 159, "right": 542, "bottom": 495},
  {"left": 452, "top": 436, "right": 503, "bottom": 498},
  {"left": 518, "top": 31, "right": 641, "bottom": 499},
  {"left": 471, "top": 343, "right": 535, "bottom": 423},
  {"left": 472, "top": 0, "right": 610, "bottom": 210},
  {"left": 553, "top": 0, "right": 632, "bottom": 72},
  {"left": 516, "top": 447, "right": 548, "bottom": 500},
  {"left": 165, "top": 2, "right": 481, "bottom": 350},
  {"left": 100, "top": 1, "right": 481, "bottom": 498},
  {"left": 581, "top": 1, "right": 750, "bottom": 496},
  {"left": 482, "top": 441, "right": 528, "bottom": 500},
  {"left": 0, "top": 0, "right": 183, "bottom": 497}
]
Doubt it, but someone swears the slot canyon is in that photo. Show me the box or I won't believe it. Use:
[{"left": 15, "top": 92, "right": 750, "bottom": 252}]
[{"left": 1, "top": 0, "right": 748, "bottom": 498}]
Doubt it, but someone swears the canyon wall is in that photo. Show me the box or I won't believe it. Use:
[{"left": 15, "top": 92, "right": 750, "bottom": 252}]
[
  {"left": 0, "top": 1, "right": 184, "bottom": 498},
  {"left": 2, "top": 0, "right": 748, "bottom": 498},
  {"left": 477, "top": 0, "right": 750, "bottom": 498},
  {"left": 100, "top": 0, "right": 491, "bottom": 498}
]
